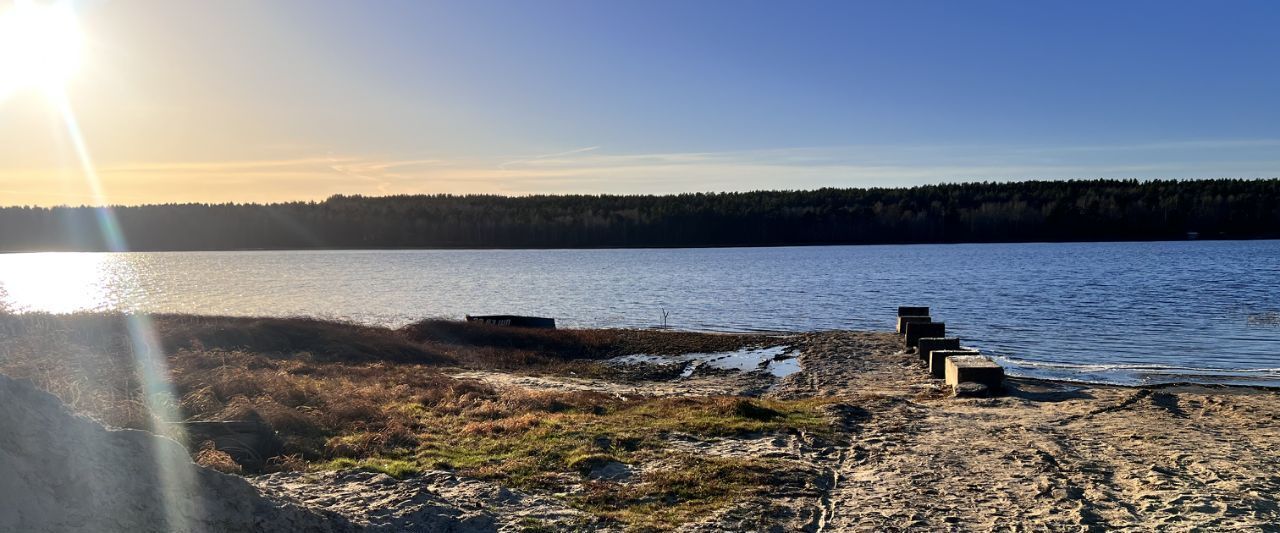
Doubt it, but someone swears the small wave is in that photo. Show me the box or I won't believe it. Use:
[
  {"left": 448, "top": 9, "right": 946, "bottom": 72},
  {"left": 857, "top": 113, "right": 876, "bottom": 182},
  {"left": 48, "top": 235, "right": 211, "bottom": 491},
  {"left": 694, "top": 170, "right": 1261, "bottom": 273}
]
[
  {"left": 991, "top": 357, "right": 1280, "bottom": 374},
  {"left": 1246, "top": 312, "right": 1280, "bottom": 326},
  {"left": 991, "top": 355, "right": 1280, "bottom": 387}
]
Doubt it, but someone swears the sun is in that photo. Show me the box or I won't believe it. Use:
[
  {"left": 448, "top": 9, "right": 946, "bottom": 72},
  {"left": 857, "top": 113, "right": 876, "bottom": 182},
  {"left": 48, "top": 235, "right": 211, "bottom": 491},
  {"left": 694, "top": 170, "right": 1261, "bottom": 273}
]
[{"left": 0, "top": 1, "right": 83, "bottom": 96}]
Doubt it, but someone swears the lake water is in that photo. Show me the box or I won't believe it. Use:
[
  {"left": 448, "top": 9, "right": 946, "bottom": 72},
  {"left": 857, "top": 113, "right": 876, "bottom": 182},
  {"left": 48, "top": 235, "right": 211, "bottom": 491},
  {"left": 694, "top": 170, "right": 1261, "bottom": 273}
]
[{"left": 1, "top": 241, "right": 1278, "bottom": 387}]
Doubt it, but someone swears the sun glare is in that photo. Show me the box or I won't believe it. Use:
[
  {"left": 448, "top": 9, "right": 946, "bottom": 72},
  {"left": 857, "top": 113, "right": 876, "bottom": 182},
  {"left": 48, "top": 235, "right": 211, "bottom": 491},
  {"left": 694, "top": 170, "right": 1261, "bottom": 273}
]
[
  {"left": 0, "top": 1, "right": 82, "bottom": 96},
  {"left": 0, "top": 252, "right": 111, "bottom": 313}
]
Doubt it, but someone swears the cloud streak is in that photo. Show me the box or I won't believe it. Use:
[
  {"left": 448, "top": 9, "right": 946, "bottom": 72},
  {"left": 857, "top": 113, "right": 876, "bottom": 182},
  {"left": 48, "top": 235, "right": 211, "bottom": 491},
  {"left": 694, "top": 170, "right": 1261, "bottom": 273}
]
[
  {"left": 3, "top": 139, "right": 1278, "bottom": 206},
  {"left": 498, "top": 146, "right": 600, "bottom": 169}
]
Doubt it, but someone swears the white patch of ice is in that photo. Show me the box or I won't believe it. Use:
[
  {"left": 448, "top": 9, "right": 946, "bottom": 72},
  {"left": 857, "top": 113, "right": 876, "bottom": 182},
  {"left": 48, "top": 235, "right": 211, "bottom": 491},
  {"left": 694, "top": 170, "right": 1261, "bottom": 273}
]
[{"left": 605, "top": 346, "right": 802, "bottom": 379}]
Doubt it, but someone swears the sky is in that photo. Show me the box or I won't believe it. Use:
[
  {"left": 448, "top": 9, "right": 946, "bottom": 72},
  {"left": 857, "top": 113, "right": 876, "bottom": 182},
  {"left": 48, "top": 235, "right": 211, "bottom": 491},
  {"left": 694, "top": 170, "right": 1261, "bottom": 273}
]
[{"left": 1, "top": 0, "right": 1279, "bottom": 206}]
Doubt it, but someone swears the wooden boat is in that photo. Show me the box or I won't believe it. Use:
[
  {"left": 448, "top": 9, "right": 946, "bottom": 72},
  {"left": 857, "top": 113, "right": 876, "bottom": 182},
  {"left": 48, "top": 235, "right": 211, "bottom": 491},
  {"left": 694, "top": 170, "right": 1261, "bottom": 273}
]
[{"left": 465, "top": 314, "right": 556, "bottom": 329}]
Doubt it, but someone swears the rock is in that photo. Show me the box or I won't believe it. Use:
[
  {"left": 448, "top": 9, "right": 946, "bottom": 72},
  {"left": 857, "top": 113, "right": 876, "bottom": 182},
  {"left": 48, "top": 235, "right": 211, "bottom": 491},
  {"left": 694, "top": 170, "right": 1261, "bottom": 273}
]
[
  {"left": 586, "top": 461, "right": 633, "bottom": 481},
  {"left": 953, "top": 382, "right": 990, "bottom": 398}
]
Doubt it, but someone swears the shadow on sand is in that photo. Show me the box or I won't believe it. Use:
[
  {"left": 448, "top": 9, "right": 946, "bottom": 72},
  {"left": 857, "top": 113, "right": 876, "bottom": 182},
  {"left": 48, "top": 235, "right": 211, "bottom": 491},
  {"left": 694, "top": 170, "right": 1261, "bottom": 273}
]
[{"left": 1003, "top": 378, "right": 1095, "bottom": 402}]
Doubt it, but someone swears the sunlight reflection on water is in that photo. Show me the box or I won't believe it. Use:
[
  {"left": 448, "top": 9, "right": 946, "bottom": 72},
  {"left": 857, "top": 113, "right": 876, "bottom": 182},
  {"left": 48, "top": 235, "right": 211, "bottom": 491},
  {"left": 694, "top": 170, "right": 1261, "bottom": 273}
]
[
  {"left": 0, "top": 252, "right": 115, "bottom": 313},
  {"left": 1, "top": 241, "right": 1278, "bottom": 386}
]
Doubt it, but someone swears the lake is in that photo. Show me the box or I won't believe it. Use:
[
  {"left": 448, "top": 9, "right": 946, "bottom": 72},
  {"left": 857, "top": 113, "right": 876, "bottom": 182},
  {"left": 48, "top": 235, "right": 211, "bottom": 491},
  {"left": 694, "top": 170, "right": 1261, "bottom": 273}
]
[{"left": 2, "top": 241, "right": 1278, "bottom": 387}]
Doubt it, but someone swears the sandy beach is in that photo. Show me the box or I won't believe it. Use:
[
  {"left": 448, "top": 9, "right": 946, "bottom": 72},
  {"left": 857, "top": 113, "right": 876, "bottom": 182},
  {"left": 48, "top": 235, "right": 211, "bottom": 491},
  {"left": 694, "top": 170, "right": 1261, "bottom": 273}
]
[
  {"left": 2, "top": 315, "right": 1278, "bottom": 531},
  {"left": 778, "top": 332, "right": 1280, "bottom": 531},
  {"left": 441, "top": 330, "right": 1280, "bottom": 530}
]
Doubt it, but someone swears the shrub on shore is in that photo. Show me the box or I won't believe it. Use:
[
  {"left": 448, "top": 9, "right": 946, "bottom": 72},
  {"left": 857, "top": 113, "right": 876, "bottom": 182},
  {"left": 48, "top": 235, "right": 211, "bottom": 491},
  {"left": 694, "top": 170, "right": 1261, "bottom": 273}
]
[
  {"left": 399, "top": 318, "right": 778, "bottom": 368},
  {"left": 0, "top": 312, "right": 825, "bottom": 529}
]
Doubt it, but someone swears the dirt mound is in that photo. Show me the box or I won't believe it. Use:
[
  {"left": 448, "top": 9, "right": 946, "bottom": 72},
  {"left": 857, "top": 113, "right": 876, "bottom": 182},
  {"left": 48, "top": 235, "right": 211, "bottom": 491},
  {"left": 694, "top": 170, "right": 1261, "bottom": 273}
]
[{"left": 0, "top": 373, "right": 352, "bottom": 532}]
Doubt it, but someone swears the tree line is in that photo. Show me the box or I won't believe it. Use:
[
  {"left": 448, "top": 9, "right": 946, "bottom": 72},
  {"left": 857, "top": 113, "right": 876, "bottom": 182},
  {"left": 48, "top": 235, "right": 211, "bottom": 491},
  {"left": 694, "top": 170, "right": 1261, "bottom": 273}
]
[{"left": 1, "top": 179, "right": 1277, "bottom": 252}]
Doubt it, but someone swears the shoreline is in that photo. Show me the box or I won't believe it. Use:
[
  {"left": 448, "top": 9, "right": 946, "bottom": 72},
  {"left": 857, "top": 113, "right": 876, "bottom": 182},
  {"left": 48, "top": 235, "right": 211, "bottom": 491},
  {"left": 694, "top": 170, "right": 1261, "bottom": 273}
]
[
  {"left": 0, "top": 315, "right": 1277, "bottom": 530},
  {"left": 1009, "top": 375, "right": 1280, "bottom": 394},
  {"left": 3, "top": 309, "right": 1276, "bottom": 391},
  {"left": 3, "top": 235, "right": 1279, "bottom": 254}
]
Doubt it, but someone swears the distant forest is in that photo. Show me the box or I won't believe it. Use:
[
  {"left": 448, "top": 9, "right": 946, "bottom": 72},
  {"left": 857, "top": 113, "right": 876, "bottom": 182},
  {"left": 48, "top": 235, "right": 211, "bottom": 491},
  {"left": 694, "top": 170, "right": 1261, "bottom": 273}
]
[{"left": 1, "top": 179, "right": 1278, "bottom": 251}]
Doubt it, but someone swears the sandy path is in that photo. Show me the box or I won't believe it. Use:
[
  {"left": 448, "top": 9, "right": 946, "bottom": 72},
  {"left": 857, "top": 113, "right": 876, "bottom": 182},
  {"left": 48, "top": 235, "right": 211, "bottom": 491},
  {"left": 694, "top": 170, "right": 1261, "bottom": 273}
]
[{"left": 780, "top": 332, "right": 1280, "bottom": 532}]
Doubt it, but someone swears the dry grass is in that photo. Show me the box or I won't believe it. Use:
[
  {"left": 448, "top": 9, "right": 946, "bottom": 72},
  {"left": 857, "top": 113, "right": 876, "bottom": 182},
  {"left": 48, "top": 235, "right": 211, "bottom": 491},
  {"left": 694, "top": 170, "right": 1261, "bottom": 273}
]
[
  {"left": 0, "top": 312, "right": 823, "bottom": 530},
  {"left": 195, "top": 442, "right": 243, "bottom": 474}
]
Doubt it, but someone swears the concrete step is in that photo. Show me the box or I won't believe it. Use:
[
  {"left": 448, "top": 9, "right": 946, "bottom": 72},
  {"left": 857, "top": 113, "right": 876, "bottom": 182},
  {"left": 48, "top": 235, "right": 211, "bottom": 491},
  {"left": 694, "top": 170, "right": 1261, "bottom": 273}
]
[
  {"left": 896, "top": 315, "right": 931, "bottom": 334},
  {"left": 945, "top": 354, "right": 1006, "bottom": 392},
  {"left": 917, "top": 337, "right": 961, "bottom": 365},
  {"left": 928, "top": 348, "right": 980, "bottom": 379}
]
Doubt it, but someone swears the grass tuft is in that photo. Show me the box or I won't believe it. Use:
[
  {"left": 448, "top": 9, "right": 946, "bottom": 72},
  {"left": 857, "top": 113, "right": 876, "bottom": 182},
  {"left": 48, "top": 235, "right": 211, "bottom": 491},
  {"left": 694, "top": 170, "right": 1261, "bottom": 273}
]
[
  {"left": 0, "top": 312, "right": 827, "bottom": 530},
  {"left": 195, "top": 442, "right": 244, "bottom": 475}
]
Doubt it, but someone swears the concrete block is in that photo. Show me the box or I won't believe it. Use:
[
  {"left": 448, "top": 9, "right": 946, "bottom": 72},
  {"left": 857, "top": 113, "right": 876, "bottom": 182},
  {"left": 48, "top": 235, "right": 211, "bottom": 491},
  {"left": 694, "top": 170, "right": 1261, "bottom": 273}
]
[
  {"left": 928, "top": 349, "right": 979, "bottom": 378},
  {"left": 904, "top": 321, "right": 945, "bottom": 348},
  {"left": 897, "top": 306, "right": 929, "bottom": 317},
  {"left": 917, "top": 337, "right": 961, "bottom": 364},
  {"left": 945, "top": 355, "right": 1005, "bottom": 390},
  {"left": 896, "top": 315, "right": 931, "bottom": 334}
]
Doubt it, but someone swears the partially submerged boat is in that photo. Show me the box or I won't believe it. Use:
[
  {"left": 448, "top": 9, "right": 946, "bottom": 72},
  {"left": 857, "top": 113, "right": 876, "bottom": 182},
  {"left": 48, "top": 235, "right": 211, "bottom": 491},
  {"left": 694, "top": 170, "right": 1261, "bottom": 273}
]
[{"left": 465, "top": 314, "right": 557, "bottom": 329}]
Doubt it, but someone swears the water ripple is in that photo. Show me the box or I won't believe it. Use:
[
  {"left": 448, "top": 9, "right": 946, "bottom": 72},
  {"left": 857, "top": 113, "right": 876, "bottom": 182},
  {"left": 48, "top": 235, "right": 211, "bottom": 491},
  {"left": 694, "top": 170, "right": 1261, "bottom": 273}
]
[{"left": 1, "top": 241, "right": 1278, "bottom": 386}]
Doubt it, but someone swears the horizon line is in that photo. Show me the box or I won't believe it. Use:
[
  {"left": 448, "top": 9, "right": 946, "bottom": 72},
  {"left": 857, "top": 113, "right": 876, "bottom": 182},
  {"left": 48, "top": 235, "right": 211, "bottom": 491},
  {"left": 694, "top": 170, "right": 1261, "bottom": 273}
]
[{"left": 6, "top": 176, "right": 1278, "bottom": 209}]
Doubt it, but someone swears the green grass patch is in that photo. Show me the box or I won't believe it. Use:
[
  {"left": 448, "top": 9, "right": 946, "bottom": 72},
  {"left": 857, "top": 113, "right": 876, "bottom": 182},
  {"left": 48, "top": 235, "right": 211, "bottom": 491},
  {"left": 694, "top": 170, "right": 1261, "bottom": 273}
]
[
  {"left": 0, "top": 312, "right": 832, "bottom": 531},
  {"left": 332, "top": 396, "right": 833, "bottom": 529},
  {"left": 571, "top": 455, "right": 784, "bottom": 531},
  {"left": 317, "top": 457, "right": 422, "bottom": 478}
]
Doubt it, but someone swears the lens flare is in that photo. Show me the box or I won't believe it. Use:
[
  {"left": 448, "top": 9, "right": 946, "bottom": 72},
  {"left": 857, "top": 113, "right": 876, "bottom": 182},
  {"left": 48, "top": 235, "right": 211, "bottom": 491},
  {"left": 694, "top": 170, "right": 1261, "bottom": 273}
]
[{"left": 9, "top": 3, "right": 204, "bottom": 527}]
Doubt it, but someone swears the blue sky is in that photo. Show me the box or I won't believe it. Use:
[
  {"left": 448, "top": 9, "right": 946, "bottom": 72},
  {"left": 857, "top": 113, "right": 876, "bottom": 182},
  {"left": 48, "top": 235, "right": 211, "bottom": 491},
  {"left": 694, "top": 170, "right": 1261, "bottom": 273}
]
[{"left": 2, "top": 0, "right": 1279, "bottom": 204}]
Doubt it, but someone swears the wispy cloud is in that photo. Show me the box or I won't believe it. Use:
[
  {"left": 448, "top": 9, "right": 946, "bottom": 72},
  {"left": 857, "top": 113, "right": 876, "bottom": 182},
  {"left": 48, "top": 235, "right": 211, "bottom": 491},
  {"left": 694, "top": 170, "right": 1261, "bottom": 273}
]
[
  {"left": 327, "top": 154, "right": 391, "bottom": 194},
  {"left": 106, "top": 158, "right": 355, "bottom": 173},
  {"left": 476, "top": 139, "right": 1280, "bottom": 193},
  {"left": 3, "top": 139, "right": 1278, "bottom": 205},
  {"left": 498, "top": 146, "right": 600, "bottom": 169}
]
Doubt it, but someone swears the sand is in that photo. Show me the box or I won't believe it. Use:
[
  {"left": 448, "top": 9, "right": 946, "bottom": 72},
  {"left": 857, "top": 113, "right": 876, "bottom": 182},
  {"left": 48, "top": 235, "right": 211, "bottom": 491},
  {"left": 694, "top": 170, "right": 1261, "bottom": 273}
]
[
  {"left": 251, "top": 470, "right": 589, "bottom": 532},
  {"left": 777, "top": 331, "right": 1280, "bottom": 532},
  {"left": 429, "top": 331, "right": 1280, "bottom": 530},
  {"left": 448, "top": 366, "right": 775, "bottom": 398},
  {"left": 3, "top": 329, "right": 1277, "bottom": 531}
]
